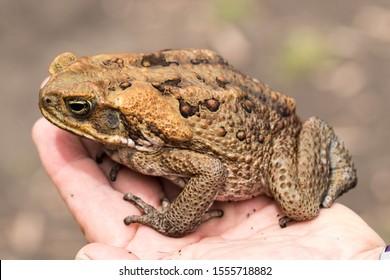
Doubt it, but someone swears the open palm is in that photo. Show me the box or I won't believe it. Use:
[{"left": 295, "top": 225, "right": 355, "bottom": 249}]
[{"left": 33, "top": 118, "right": 384, "bottom": 259}]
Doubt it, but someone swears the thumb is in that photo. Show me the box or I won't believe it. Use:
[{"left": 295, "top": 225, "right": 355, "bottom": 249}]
[{"left": 75, "top": 243, "right": 139, "bottom": 260}]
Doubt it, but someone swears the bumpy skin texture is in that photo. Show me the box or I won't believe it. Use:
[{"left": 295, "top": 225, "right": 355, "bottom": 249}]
[{"left": 39, "top": 49, "right": 357, "bottom": 237}]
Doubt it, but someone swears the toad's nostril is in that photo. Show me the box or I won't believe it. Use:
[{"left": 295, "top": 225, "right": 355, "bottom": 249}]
[{"left": 43, "top": 97, "right": 53, "bottom": 105}]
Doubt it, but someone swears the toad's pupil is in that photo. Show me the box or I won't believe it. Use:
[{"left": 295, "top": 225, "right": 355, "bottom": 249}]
[{"left": 70, "top": 102, "right": 87, "bottom": 112}]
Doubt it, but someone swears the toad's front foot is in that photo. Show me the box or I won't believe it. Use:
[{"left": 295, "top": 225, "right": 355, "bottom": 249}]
[
  {"left": 123, "top": 193, "right": 175, "bottom": 234},
  {"left": 123, "top": 193, "right": 223, "bottom": 237},
  {"left": 123, "top": 193, "right": 191, "bottom": 237}
]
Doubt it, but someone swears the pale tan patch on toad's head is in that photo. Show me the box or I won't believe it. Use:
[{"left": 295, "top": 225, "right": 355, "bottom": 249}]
[{"left": 113, "top": 80, "right": 193, "bottom": 145}]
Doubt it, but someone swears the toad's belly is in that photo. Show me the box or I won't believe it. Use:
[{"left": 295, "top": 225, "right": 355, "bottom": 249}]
[{"left": 215, "top": 169, "right": 271, "bottom": 201}]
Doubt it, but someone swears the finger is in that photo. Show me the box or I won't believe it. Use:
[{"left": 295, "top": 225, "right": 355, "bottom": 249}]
[
  {"left": 75, "top": 242, "right": 139, "bottom": 260},
  {"left": 33, "top": 118, "right": 138, "bottom": 244},
  {"left": 33, "top": 118, "right": 92, "bottom": 174}
]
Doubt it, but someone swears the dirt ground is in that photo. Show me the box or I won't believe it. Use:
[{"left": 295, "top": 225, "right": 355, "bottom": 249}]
[{"left": 0, "top": 0, "right": 389, "bottom": 259}]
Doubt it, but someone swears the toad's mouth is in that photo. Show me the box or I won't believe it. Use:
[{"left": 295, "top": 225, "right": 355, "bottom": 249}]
[
  {"left": 38, "top": 93, "right": 138, "bottom": 150},
  {"left": 40, "top": 104, "right": 135, "bottom": 149}
]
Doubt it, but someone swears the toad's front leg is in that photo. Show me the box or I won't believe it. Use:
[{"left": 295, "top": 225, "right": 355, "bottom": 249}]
[{"left": 122, "top": 150, "right": 227, "bottom": 237}]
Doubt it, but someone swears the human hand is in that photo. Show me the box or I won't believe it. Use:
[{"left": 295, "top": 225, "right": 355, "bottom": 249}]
[{"left": 33, "top": 118, "right": 385, "bottom": 259}]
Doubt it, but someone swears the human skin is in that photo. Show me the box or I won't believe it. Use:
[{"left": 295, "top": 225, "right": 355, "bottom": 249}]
[{"left": 32, "top": 117, "right": 385, "bottom": 259}]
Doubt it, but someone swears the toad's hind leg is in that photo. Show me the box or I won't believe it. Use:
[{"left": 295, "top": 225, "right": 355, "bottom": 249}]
[{"left": 270, "top": 117, "right": 357, "bottom": 227}]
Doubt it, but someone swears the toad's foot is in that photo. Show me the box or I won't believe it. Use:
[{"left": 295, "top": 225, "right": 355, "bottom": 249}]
[
  {"left": 278, "top": 216, "right": 294, "bottom": 228},
  {"left": 123, "top": 193, "right": 223, "bottom": 237},
  {"left": 95, "top": 150, "right": 122, "bottom": 181}
]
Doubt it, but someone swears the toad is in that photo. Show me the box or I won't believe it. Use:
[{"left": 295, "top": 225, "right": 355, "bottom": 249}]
[{"left": 39, "top": 49, "right": 357, "bottom": 237}]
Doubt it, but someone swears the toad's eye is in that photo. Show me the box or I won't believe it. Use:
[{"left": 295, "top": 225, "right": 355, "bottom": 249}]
[{"left": 65, "top": 98, "right": 95, "bottom": 118}]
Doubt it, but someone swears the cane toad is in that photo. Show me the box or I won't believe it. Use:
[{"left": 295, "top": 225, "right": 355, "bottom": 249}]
[{"left": 39, "top": 49, "right": 357, "bottom": 237}]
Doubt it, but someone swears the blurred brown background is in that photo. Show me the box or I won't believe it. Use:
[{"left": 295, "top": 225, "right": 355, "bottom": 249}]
[{"left": 1, "top": 0, "right": 389, "bottom": 259}]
